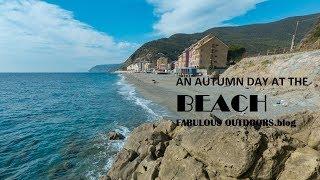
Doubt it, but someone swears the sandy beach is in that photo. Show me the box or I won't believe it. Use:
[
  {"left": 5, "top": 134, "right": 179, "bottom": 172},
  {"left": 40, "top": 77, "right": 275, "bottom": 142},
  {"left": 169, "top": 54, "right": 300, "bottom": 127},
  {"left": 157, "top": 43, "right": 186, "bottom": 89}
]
[{"left": 123, "top": 72, "right": 319, "bottom": 120}]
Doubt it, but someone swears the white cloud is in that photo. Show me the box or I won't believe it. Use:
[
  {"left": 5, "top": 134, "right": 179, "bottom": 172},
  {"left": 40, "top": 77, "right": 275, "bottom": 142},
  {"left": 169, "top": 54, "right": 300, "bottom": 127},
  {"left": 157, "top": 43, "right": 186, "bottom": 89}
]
[
  {"left": 0, "top": 0, "right": 138, "bottom": 72},
  {"left": 147, "top": 0, "right": 267, "bottom": 36}
]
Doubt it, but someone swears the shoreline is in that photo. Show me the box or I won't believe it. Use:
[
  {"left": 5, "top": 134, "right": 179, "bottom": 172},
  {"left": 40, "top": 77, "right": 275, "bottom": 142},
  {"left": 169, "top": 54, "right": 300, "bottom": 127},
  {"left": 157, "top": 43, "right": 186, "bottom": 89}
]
[
  {"left": 122, "top": 73, "right": 180, "bottom": 118},
  {"left": 106, "top": 50, "right": 320, "bottom": 180},
  {"left": 122, "top": 73, "right": 319, "bottom": 121},
  {"left": 117, "top": 73, "right": 174, "bottom": 120}
]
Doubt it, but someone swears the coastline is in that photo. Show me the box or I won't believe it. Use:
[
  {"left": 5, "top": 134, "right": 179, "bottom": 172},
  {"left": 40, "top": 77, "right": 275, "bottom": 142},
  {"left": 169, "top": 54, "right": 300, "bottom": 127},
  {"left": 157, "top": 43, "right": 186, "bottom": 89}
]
[
  {"left": 116, "top": 73, "right": 173, "bottom": 120},
  {"left": 106, "top": 51, "right": 320, "bottom": 180},
  {"left": 122, "top": 73, "right": 181, "bottom": 118},
  {"left": 122, "top": 73, "right": 319, "bottom": 120}
]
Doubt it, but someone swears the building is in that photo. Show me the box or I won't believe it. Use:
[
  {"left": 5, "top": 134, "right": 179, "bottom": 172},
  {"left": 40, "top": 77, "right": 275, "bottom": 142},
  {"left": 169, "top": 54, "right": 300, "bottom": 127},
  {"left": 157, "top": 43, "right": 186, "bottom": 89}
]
[
  {"left": 156, "top": 57, "right": 169, "bottom": 71},
  {"left": 176, "top": 34, "right": 228, "bottom": 71},
  {"left": 127, "top": 61, "right": 155, "bottom": 73},
  {"left": 127, "top": 64, "right": 134, "bottom": 71},
  {"left": 188, "top": 34, "right": 228, "bottom": 69},
  {"left": 127, "top": 62, "right": 142, "bottom": 72},
  {"left": 177, "top": 50, "right": 190, "bottom": 68},
  {"left": 142, "top": 61, "right": 152, "bottom": 72}
]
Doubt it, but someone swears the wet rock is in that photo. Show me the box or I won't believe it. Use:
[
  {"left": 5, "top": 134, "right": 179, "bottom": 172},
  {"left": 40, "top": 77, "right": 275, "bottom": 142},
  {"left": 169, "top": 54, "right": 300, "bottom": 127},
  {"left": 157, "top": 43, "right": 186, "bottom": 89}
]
[
  {"left": 278, "top": 147, "right": 320, "bottom": 180},
  {"left": 180, "top": 126, "right": 261, "bottom": 178},
  {"left": 108, "top": 131, "right": 125, "bottom": 140}
]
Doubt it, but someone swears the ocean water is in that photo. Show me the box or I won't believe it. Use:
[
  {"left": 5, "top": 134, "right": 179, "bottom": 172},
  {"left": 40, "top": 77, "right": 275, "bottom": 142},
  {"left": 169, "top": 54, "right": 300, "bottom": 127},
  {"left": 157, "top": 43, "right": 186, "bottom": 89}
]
[{"left": 0, "top": 73, "right": 169, "bottom": 179}]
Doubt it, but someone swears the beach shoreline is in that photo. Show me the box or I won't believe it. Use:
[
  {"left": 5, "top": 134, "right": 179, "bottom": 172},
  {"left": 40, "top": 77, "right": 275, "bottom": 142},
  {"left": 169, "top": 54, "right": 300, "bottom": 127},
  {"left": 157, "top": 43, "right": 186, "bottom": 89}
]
[
  {"left": 122, "top": 72, "right": 319, "bottom": 121},
  {"left": 106, "top": 50, "right": 320, "bottom": 180}
]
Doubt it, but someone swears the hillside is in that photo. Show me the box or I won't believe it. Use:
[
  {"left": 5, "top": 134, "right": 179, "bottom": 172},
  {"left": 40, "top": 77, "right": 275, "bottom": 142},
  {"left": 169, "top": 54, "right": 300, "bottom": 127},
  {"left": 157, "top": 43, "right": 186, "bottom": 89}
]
[
  {"left": 122, "top": 13, "right": 320, "bottom": 69},
  {"left": 88, "top": 64, "right": 120, "bottom": 73},
  {"left": 222, "top": 50, "right": 320, "bottom": 106},
  {"left": 299, "top": 19, "right": 320, "bottom": 50}
]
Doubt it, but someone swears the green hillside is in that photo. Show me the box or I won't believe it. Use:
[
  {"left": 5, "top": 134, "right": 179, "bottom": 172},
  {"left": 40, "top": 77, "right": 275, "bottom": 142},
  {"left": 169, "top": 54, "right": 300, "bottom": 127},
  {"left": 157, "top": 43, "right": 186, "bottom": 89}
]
[
  {"left": 299, "top": 19, "right": 320, "bottom": 50},
  {"left": 122, "top": 13, "right": 320, "bottom": 69}
]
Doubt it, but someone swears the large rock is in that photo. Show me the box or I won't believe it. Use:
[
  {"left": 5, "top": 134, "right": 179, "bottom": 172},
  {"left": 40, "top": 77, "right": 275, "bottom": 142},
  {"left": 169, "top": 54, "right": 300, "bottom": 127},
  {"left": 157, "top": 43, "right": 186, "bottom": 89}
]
[
  {"left": 278, "top": 147, "right": 320, "bottom": 180},
  {"left": 154, "top": 120, "right": 177, "bottom": 135},
  {"left": 275, "top": 111, "right": 320, "bottom": 148},
  {"left": 107, "top": 120, "right": 177, "bottom": 179},
  {"left": 180, "top": 126, "right": 261, "bottom": 178},
  {"left": 108, "top": 131, "right": 125, "bottom": 140},
  {"left": 106, "top": 116, "right": 320, "bottom": 180},
  {"left": 107, "top": 149, "right": 140, "bottom": 179},
  {"left": 308, "top": 128, "right": 320, "bottom": 150},
  {"left": 251, "top": 127, "right": 301, "bottom": 179},
  {"left": 124, "top": 122, "right": 172, "bottom": 158},
  {"left": 158, "top": 142, "right": 208, "bottom": 180},
  {"left": 133, "top": 156, "right": 162, "bottom": 180}
]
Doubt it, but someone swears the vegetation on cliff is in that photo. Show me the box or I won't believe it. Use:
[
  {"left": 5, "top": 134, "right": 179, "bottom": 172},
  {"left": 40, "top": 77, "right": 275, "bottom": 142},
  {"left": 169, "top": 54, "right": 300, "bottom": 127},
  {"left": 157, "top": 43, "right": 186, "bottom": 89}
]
[{"left": 299, "top": 19, "right": 320, "bottom": 50}]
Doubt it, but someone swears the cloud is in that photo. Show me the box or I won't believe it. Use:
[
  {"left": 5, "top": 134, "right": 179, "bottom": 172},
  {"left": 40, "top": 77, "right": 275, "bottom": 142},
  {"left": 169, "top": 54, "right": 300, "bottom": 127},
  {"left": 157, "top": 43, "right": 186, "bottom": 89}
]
[
  {"left": 147, "top": 0, "right": 267, "bottom": 36},
  {"left": 0, "top": 0, "right": 138, "bottom": 72}
]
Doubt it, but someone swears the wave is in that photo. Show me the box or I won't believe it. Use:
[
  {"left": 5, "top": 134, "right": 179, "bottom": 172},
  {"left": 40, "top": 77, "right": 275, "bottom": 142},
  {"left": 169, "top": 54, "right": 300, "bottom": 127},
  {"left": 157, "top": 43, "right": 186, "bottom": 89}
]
[
  {"left": 116, "top": 74, "right": 168, "bottom": 120},
  {"left": 103, "top": 125, "right": 130, "bottom": 172},
  {"left": 86, "top": 125, "right": 131, "bottom": 179},
  {"left": 95, "top": 74, "right": 171, "bottom": 178}
]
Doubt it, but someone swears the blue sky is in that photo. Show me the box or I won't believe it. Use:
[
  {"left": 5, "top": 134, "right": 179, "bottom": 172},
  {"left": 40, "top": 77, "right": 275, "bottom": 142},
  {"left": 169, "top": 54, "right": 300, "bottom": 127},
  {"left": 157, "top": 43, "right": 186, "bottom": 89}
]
[{"left": 0, "top": 0, "right": 319, "bottom": 72}]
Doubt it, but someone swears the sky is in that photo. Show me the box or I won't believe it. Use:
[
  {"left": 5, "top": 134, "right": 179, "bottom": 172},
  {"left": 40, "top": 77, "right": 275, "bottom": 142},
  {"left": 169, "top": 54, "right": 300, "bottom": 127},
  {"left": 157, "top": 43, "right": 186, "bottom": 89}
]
[{"left": 0, "top": 0, "right": 320, "bottom": 72}]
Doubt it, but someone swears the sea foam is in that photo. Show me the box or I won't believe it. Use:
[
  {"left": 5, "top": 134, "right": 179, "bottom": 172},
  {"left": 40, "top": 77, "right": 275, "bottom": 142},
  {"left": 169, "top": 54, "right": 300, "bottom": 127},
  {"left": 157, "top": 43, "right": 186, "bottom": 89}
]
[{"left": 116, "top": 74, "right": 168, "bottom": 120}]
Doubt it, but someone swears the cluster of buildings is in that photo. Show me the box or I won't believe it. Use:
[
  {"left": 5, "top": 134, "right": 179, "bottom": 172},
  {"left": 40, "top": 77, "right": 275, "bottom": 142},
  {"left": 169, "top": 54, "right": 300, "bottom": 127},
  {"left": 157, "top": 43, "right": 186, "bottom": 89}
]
[
  {"left": 127, "top": 61, "right": 152, "bottom": 73},
  {"left": 126, "top": 34, "right": 229, "bottom": 76},
  {"left": 126, "top": 57, "right": 173, "bottom": 73}
]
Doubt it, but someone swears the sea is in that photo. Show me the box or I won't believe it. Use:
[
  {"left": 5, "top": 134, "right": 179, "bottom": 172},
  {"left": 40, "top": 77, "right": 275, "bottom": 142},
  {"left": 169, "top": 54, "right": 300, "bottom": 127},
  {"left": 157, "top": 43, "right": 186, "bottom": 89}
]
[{"left": 0, "top": 73, "right": 170, "bottom": 179}]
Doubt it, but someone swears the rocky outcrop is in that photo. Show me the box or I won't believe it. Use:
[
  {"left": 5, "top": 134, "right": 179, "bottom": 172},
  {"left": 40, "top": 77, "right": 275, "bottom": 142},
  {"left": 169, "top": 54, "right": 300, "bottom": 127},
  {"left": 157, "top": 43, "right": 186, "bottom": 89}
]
[
  {"left": 107, "top": 120, "right": 179, "bottom": 180},
  {"left": 158, "top": 142, "right": 207, "bottom": 179},
  {"left": 180, "top": 126, "right": 261, "bottom": 178},
  {"left": 278, "top": 147, "right": 320, "bottom": 180},
  {"left": 108, "top": 131, "right": 125, "bottom": 140},
  {"left": 105, "top": 111, "right": 320, "bottom": 180},
  {"left": 250, "top": 128, "right": 301, "bottom": 179}
]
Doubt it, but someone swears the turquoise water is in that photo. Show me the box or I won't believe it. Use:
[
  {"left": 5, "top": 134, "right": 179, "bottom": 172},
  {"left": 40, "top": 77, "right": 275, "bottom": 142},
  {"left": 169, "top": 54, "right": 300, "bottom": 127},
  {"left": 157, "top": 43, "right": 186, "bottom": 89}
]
[{"left": 0, "top": 73, "right": 168, "bottom": 179}]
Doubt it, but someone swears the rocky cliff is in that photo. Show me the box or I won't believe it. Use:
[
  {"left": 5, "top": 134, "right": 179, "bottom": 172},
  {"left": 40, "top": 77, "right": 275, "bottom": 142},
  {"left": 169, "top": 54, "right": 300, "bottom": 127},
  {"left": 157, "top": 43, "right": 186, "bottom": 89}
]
[{"left": 105, "top": 111, "right": 320, "bottom": 180}]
